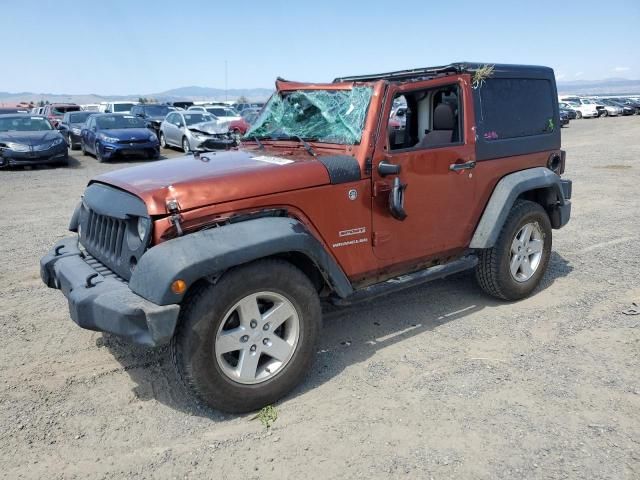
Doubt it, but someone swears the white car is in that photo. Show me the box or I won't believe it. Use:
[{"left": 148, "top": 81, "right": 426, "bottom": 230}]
[
  {"left": 188, "top": 105, "right": 241, "bottom": 123},
  {"left": 559, "top": 97, "right": 600, "bottom": 118},
  {"left": 159, "top": 111, "right": 228, "bottom": 152},
  {"left": 102, "top": 101, "right": 138, "bottom": 114},
  {"left": 81, "top": 104, "right": 102, "bottom": 112}
]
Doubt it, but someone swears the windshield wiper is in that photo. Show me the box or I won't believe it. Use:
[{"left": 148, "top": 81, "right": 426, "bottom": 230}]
[
  {"left": 292, "top": 135, "right": 316, "bottom": 157},
  {"left": 272, "top": 134, "right": 317, "bottom": 157},
  {"left": 252, "top": 135, "right": 264, "bottom": 150}
]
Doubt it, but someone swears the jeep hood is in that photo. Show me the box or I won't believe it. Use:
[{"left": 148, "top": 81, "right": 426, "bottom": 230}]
[{"left": 92, "top": 149, "right": 332, "bottom": 215}]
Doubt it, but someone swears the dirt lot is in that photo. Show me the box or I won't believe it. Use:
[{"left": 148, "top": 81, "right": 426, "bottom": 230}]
[{"left": 1, "top": 118, "right": 639, "bottom": 479}]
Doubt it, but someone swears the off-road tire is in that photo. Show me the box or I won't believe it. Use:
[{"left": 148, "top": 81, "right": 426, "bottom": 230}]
[
  {"left": 171, "top": 259, "right": 322, "bottom": 413},
  {"left": 475, "top": 199, "right": 552, "bottom": 301}
]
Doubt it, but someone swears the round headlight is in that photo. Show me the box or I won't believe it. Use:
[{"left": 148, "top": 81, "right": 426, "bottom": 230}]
[{"left": 137, "top": 217, "right": 150, "bottom": 241}]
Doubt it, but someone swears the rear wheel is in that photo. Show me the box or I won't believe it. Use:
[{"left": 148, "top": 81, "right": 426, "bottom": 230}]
[
  {"left": 600, "top": 110, "right": 608, "bottom": 117},
  {"left": 171, "top": 259, "right": 321, "bottom": 413},
  {"left": 475, "top": 200, "right": 552, "bottom": 301}
]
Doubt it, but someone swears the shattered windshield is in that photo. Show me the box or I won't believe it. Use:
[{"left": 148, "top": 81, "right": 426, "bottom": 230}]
[{"left": 245, "top": 87, "right": 373, "bottom": 145}]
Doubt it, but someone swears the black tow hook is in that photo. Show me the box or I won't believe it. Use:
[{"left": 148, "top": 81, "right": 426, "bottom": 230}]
[
  {"left": 85, "top": 273, "right": 100, "bottom": 288},
  {"left": 54, "top": 245, "right": 66, "bottom": 256}
]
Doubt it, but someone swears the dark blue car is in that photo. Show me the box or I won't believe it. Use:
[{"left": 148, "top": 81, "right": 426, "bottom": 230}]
[{"left": 81, "top": 113, "right": 160, "bottom": 162}]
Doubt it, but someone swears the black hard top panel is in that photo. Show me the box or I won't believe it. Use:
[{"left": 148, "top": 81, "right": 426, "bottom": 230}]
[{"left": 334, "top": 62, "right": 555, "bottom": 84}]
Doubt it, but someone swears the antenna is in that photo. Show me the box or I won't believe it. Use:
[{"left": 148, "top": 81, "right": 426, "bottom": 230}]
[{"left": 225, "top": 60, "right": 228, "bottom": 102}]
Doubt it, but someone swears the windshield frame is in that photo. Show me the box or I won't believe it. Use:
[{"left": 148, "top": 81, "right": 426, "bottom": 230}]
[
  {"left": 143, "top": 105, "right": 174, "bottom": 116},
  {"left": 67, "top": 112, "right": 93, "bottom": 124},
  {"left": 183, "top": 113, "right": 215, "bottom": 126},
  {"left": 96, "top": 114, "right": 147, "bottom": 130},
  {"left": 112, "top": 103, "right": 135, "bottom": 112},
  {"left": 0, "top": 115, "right": 54, "bottom": 132}
]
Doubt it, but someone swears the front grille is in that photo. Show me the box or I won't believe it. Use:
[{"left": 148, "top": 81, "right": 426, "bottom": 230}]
[
  {"left": 117, "top": 139, "right": 148, "bottom": 144},
  {"left": 83, "top": 210, "right": 126, "bottom": 262},
  {"left": 81, "top": 249, "right": 127, "bottom": 284}
]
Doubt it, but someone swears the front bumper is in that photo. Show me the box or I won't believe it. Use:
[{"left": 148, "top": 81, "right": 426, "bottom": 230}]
[
  {"left": 0, "top": 144, "right": 68, "bottom": 167},
  {"left": 98, "top": 140, "right": 160, "bottom": 159},
  {"left": 40, "top": 236, "right": 180, "bottom": 346},
  {"left": 68, "top": 131, "right": 83, "bottom": 145}
]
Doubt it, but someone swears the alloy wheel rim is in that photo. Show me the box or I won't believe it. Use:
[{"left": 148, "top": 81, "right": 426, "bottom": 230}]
[
  {"left": 214, "top": 291, "right": 300, "bottom": 385},
  {"left": 183, "top": 138, "right": 189, "bottom": 152},
  {"left": 509, "top": 222, "right": 544, "bottom": 282}
]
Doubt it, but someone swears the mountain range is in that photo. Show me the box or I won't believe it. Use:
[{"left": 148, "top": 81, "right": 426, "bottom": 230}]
[
  {"left": 1, "top": 78, "right": 639, "bottom": 106},
  {"left": 556, "top": 78, "right": 640, "bottom": 95},
  {"left": 0, "top": 86, "right": 274, "bottom": 106}
]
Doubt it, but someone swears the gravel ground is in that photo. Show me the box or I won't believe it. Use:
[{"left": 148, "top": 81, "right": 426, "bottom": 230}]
[{"left": 1, "top": 118, "right": 639, "bottom": 479}]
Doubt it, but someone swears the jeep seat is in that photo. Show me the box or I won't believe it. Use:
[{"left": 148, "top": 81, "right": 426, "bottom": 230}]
[{"left": 418, "top": 103, "right": 454, "bottom": 148}]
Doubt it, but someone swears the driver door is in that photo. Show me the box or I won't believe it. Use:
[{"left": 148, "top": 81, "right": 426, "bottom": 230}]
[{"left": 371, "top": 75, "right": 478, "bottom": 263}]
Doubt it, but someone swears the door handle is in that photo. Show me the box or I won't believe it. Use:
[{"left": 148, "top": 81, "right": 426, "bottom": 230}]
[
  {"left": 378, "top": 160, "right": 401, "bottom": 177},
  {"left": 449, "top": 160, "right": 476, "bottom": 172}
]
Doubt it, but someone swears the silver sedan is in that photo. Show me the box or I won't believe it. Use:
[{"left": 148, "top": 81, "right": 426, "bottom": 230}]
[{"left": 159, "top": 111, "right": 228, "bottom": 152}]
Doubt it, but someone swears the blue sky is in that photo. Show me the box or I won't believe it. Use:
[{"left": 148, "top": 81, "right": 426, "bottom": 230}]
[{"left": 2, "top": 0, "right": 639, "bottom": 94}]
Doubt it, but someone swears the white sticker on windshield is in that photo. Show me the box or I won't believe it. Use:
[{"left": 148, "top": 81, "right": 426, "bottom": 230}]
[
  {"left": 345, "top": 104, "right": 355, "bottom": 115},
  {"left": 124, "top": 115, "right": 134, "bottom": 118},
  {"left": 252, "top": 155, "right": 294, "bottom": 165}
]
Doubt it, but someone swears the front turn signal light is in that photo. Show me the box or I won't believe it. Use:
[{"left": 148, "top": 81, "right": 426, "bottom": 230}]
[{"left": 171, "top": 279, "right": 187, "bottom": 295}]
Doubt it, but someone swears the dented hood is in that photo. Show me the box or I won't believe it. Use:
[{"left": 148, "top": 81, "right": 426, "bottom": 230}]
[{"left": 92, "top": 149, "right": 331, "bottom": 215}]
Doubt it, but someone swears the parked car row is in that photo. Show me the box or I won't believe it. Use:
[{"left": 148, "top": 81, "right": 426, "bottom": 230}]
[
  {"left": 558, "top": 95, "right": 640, "bottom": 119},
  {"left": 3, "top": 88, "right": 635, "bottom": 169}
]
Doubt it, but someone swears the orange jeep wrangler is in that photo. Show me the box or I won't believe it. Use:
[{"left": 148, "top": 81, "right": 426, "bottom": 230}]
[{"left": 41, "top": 63, "right": 572, "bottom": 412}]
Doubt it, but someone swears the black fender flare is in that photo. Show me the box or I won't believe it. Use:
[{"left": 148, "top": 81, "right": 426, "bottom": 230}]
[
  {"left": 129, "top": 217, "right": 353, "bottom": 305},
  {"left": 469, "top": 167, "right": 569, "bottom": 249}
]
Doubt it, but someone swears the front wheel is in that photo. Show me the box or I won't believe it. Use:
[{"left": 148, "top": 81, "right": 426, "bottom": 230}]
[
  {"left": 159, "top": 131, "right": 167, "bottom": 149},
  {"left": 576, "top": 111, "right": 582, "bottom": 119},
  {"left": 475, "top": 200, "right": 552, "bottom": 301},
  {"left": 182, "top": 136, "right": 191, "bottom": 153},
  {"left": 171, "top": 260, "right": 321, "bottom": 413},
  {"left": 95, "top": 142, "right": 105, "bottom": 162}
]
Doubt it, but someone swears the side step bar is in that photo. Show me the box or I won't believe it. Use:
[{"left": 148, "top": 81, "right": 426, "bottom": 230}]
[{"left": 331, "top": 255, "right": 478, "bottom": 306}]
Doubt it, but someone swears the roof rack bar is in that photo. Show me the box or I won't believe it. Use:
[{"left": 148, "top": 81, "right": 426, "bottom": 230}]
[{"left": 334, "top": 63, "right": 465, "bottom": 83}]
